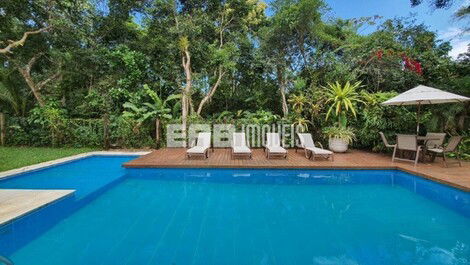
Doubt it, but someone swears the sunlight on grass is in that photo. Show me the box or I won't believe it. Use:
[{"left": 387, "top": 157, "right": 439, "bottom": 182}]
[{"left": 0, "top": 147, "right": 97, "bottom": 172}]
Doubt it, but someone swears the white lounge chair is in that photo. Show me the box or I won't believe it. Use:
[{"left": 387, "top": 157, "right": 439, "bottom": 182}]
[
  {"left": 231, "top": 132, "right": 252, "bottom": 159},
  {"left": 297, "top": 133, "right": 334, "bottom": 161},
  {"left": 264, "top": 133, "right": 287, "bottom": 159},
  {"left": 187, "top": 132, "right": 211, "bottom": 159}
]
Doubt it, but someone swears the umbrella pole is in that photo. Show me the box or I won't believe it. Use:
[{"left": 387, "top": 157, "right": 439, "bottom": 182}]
[{"left": 416, "top": 102, "right": 421, "bottom": 134}]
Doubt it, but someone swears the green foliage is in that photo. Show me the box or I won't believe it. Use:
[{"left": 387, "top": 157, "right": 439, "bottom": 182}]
[
  {"left": 123, "top": 84, "right": 180, "bottom": 124},
  {"left": 0, "top": 0, "right": 468, "bottom": 153},
  {"left": 6, "top": 115, "right": 104, "bottom": 147},
  {"left": 324, "top": 81, "right": 363, "bottom": 127},
  {"left": 109, "top": 116, "right": 154, "bottom": 148},
  {"left": 288, "top": 93, "right": 309, "bottom": 114},
  {"left": 352, "top": 91, "right": 418, "bottom": 151},
  {"left": 29, "top": 103, "right": 68, "bottom": 146},
  {"left": 0, "top": 70, "right": 28, "bottom": 115},
  {"left": 323, "top": 126, "right": 355, "bottom": 144},
  {"left": 240, "top": 110, "right": 281, "bottom": 125},
  {"left": 453, "top": 135, "right": 470, "bottom": 160}
]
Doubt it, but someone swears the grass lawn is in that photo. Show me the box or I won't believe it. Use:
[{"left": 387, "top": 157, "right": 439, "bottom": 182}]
[{"left": 0, "top": 147, "right": 98, "bottom": 172}]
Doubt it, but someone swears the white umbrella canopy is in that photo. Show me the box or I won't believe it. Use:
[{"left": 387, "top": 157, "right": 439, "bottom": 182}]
[
  {"left": 381, "top": 85, "right": 470, "bottom": 133},
  {"left": 382, "top": 85, "right": 470, "bottom": 106}
]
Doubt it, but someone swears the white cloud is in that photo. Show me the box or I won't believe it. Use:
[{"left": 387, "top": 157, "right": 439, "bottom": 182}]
[
  {"left": 449, "top": 39, "right": 469, "bottom": 59},
  {"left": 439, "top": 27, "right": 467, "bottom": 39},
  {"left": 438, "top": 26, "right": 469, "bottom": 59}
]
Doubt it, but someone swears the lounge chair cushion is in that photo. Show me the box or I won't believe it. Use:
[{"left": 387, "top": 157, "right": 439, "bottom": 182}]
[
  {"left": 307, "top": 147, "right": 333, "bottom": 155},
  {"left": 187, "top": 146, "right": 208, "bottom": 154},
  {"left": 233, "top": 146, "right": 251, "bottom": 154},
  {"left": 267, "top": 146, "right": 287, "bottom": 154}
]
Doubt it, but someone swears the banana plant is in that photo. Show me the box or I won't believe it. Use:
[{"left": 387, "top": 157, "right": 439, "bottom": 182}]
[
  {"left": 123, "top": 84, "right": 181, "bottom": 146},
  {"left": 0, "top": 75, "right": 27, "bottom": 116}
]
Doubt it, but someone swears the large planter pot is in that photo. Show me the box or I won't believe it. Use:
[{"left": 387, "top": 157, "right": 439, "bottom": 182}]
[{"left": 328, "top": 137, "right": 349, "bottom": 153}]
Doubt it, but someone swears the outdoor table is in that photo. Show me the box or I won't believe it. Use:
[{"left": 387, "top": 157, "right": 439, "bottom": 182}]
[
  {"left": 417, "top": 135, "right": 442, "bottom": 162},
  {"left": 395, "top": 135, "right": 441, "bottom": 163},
  {"left": 417, "top": 136, "right": 441, "bottom": 141}
]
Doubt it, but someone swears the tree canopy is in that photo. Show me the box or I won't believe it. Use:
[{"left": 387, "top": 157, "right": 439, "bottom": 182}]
[{"left": 0, "top": 0, "right": 469, "bottom": 150}]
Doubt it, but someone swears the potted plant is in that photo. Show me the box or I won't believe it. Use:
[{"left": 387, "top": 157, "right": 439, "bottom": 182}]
[
  {"left": 323, "top": 126, "right": 355, "bottom": 152},
  {"left": 323, "top": 81, "right": 363, "bottom": 152}
]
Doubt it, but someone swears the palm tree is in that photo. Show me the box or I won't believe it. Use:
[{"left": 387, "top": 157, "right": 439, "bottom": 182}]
[
  {"left": 0, "top": 72, "right": 27, "bottom": 116},
  {"left": 324, "top": 81, "right": 363, "bottom": 128}
]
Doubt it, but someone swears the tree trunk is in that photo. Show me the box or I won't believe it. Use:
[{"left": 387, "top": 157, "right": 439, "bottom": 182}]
[
  {"left": 196, "top": 67, "right": 225, "bottom": 116},
  {"left": 16, "top": 54, "right": 62, "bottom": 107},
  {"left": 155, "top": 118, "right": 161, "bottom": 148},
  {"left": 457, "top": 102, "right": 469, "bottom": 131},
  {"left": 18, "top": 68, "right": 46, "bottom": 107},
  {"left": 277, "top": 65, "right": 289, "bottom": 117},
  {"left": 181, "top": 46, "right": 192, "bottom": 147},
  {"left": 103, "top": 113, "right": 110, "bottom": 150},
  {"left": 0, "top": 113, "right": 5, "bottom": 146},
  {"left": 195, "top": 11, "right": 228, "bottom": 116}
]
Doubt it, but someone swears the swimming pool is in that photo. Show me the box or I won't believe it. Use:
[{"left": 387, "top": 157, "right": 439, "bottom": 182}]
[{"left": 0, "top": 156, "right": 469, "bottom": 264}]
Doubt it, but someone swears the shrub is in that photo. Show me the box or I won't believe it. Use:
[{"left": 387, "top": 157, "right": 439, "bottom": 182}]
[
  {"left": 109, "top": 116, "right": 154, "bottom": 148},
  {"left": 351, "top": 91, "right": 422, "bottom": 151},
  {"left": 323, "top": 126, "right": 355, "bottom": 144}
]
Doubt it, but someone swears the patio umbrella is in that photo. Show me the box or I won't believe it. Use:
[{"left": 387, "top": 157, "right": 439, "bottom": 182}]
[{"left": 381, "top": 85, "right": 470, "bottom": 133}]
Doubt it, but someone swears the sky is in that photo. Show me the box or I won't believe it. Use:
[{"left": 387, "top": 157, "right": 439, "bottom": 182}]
[{"left": 322, "top": 0, "right": 469, "bottom": 58}]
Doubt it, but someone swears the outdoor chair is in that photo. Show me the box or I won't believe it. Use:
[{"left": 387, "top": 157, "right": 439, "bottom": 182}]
[
  {"left": 264, "top": 133, "right": 287, "bottom": 159},
  {"left": 231, "top": 132, "right": 252, "bottom": 159},
  {"left": 187, "top": 132, "right": 211, "bottom": 159},
  {"left": 427, "top": 136, "right": 463, "bottom": 167},
  {"left": 297, "top": 133, "right": 333, "bottom": 161},
  {"left": 392, "top": 134, "right": 422, "bottom": 166},
  {"left": 379, "top": 132, "right": 396, "bottom": 150},
  {"left": 424, "top": 133, "right": 446, "bottom": 149}
]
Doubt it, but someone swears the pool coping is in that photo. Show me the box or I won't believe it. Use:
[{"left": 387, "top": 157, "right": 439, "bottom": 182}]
[
  {"left": 0, "top": 151, "right": 151, "bottom": 180},
  {"left": 0, "top": 189, "right": 75, "bottom": 227}
]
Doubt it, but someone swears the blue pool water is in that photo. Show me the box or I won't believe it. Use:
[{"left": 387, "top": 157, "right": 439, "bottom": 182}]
[{"left": 0, "top": 156, "right": 469, "bottom": 265}]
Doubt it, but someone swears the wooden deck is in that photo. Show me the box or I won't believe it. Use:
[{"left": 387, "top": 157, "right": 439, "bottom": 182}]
[
  {"left": 124, "top": 148, "right": 470, "bottom": 192},
  {"left": 0, "top": 189, "right": 74, "bottom": 226}
]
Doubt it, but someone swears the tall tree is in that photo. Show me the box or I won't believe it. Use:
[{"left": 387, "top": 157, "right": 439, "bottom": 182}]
[
  {"left": 0, "top": 0, "right": 91, "bottom": 107},
  {"left": 261, "top": 0, "right": 325, "bottom": 117}
]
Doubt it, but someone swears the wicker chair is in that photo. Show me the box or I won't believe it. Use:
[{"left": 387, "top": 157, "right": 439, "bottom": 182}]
[
  {"left": 427, "top": 136, "right": 463, "bottom": 167},
  {"left": 392, "top": 134, "right": 422, "bottom": 166}
]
